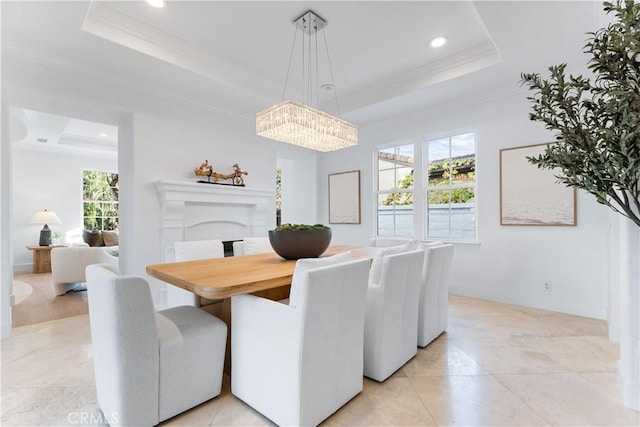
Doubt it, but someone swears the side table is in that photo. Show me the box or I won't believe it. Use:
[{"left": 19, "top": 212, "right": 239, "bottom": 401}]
[{"left": 26, "top": 245, "right": 66, "bottom": 274}]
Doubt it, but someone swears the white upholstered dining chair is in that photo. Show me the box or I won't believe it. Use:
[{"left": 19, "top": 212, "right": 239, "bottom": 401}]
[
  {"left": 363, "top": 247, "right": 424, "bottom": 382},
  {"left": 231, "top": 252, "right": 370, "bottom": 426},
  {"left": 368, "top": 236, "right": 416, "bottom": 248},
  {"left": 166, "top": 239, "right": 225, "bottom": 311},
  {"left": 417, "top": 243, "right": 455, "bottom": 347},
  {"left": 231, "top": 237, "right": 274, "bottom": 256},
  {"left": 85, "top": 263, "right": 227, "bottom": 426}
]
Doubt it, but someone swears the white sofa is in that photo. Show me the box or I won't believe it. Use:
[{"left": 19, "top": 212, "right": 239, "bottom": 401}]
[{"left": 50, "top": 247, "right": 118, "bottom": 295}]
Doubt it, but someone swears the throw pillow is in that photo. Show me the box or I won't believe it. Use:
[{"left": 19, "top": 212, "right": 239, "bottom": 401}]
[
  {"left": 82, "top": 229, "right": 104, "bottom": 247},
  {"left": 369, "top": 243, "right": 413, "bottom": 285},
  {"left": 102, "top": 230, "right": 119, "bottom": 247},
  {"left": 289, "top": 251, "right": 352, "bottom": 308}
]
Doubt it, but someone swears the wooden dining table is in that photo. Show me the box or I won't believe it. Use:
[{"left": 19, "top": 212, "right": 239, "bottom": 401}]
[
  {"left": 146, "top": 245, "right": 379, "bottom": 373},
  {"left": 146, "top": 245, "right": 378, "bottom": 300}
]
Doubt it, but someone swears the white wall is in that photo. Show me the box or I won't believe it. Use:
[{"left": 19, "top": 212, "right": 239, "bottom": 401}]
[
  {"left": 277, "top": 152, "right": 318, "bottom": 225},
  {"left": 11, "top": 146, "right": 117, "bottom": 271},
  {"left": 319, "top": 92, "right": 611, "bottom": 320}
]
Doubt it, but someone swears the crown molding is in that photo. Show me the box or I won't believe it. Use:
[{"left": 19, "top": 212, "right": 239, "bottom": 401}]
[
  {"left": 1, "top": 42, "right": 254, "bottom": 123},
  {"left": 82, "top": 2, "right": 281, "bottom": 102},
  {"left": 58, "top": 133, "right": 117, "bottom": 151},
  {"left": 13, "top": 140, "right": 118, "bottom": 160},
  {"left": 3, "top": 2, "right": 507, "bottom": 126},
  {"left": 361, "top": 87, "right": 528, "bottom": 132},
  {"left": 338, "top": 41, "right": 503, "bottom": 113},
  {"left": 80, "top": 2, "right": 507, "bottom": 118}
]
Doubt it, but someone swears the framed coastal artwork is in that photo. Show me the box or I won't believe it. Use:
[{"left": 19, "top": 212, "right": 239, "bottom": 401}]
[
  {"left": 500, "top": 143, "right": 576, "bottom": 226},
  {"left": 329, "top": 170, "right": 361, "bottom": 224}
]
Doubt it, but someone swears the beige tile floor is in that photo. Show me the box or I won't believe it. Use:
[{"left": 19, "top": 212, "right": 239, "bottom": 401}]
[{"left": 2, "top": 295, "right": 638, "bottom": 426}]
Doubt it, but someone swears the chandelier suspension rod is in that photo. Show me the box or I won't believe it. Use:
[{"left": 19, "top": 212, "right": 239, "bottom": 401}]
[
  {"left": 281, "top": 25, "right": 299, "bottom": 101},
  {"left": 302, "top": 21, "right": 306, "bottom": 105},
  {"left": 315, "top": 28, "right": 320, "bottom": 109},
  {"left": 307, "top": 21, "right": 312, "bottom": 105},
  {"left": 322, "top": 29, "right": 342, "bottom": 118}
]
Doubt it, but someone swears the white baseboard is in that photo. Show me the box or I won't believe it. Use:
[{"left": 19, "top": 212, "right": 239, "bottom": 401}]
[
  {"left": 12, "top": 263, "right": 32, "bottom": 273},
  {"left": 449, "top": 285, "right": 607, "bottom": 320}
]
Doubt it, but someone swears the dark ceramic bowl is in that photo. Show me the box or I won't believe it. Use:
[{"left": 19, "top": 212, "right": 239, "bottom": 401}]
[{"left": 268, "top": 228, "right": 332, "bottom": 260}]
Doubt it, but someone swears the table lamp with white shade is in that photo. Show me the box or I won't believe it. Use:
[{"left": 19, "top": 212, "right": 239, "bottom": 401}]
[{"left": 31, "top": 209, "right": 62, "bottom": 246}]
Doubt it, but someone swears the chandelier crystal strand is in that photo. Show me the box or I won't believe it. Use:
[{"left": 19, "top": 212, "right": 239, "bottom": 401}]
[
  {"left": 256, "top": 100, "right": 357, "bottom": 152},
  {"left": 255, "top": 10, "right": 358, "bottom": 152}
]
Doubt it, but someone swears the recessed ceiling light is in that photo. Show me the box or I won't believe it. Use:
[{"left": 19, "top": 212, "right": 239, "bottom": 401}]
[
  {"left": 146, "top": 0, "right": 166, "bottom": 8},
  {"left": 429, "top": 36, "right": 448, "bottom": 48},
  {"left": 99, "top": 133, "right": 109, "bottom": 137},
  {"left": 320, "top": 84, "right": 335, "bottom": 92}
]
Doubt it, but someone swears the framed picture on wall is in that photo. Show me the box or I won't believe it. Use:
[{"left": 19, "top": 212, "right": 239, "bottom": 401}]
[
  {"left": 500, "top": 143, "right": 576, "bottom": 226},
  {"left": 329, "top": 170, "right": 361, "bottom": 224}
]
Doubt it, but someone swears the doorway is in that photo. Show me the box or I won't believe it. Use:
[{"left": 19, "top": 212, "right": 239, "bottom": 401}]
[{"left": 10, "top": 107, "right": 118, "bottom": 327}]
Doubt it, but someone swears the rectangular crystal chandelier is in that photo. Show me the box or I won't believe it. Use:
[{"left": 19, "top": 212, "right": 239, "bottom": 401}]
[
  {"left": 256, "top": 100, "right": 357, "bottom": 152},
  {"left": 256, "top": 10, "right": 358, "bottom": 152}
]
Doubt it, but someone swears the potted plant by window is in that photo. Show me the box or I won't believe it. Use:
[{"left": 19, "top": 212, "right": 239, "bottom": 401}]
[{"left": 268, "top": 223, "right": 332, "bottom": 260}]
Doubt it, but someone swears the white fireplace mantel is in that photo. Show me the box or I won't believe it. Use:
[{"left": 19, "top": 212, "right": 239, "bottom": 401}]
[{"left": 154, "top": 180, "right": 275, "bottom": 252}]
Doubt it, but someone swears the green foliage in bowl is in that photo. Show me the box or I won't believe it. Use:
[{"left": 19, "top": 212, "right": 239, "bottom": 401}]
[{"left": 274, "top": 223, "right": 329, "bottom": 231}]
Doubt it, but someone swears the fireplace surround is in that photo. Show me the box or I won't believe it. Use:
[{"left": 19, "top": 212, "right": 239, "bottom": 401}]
[{"left": 154, "top": 180, "right": 275, "bottom": 261}]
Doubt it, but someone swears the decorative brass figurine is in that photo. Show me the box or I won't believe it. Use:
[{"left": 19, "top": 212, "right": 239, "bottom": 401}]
[
  {"left": 194, "top": 160, "right": 247, "bottom": 186},
  {"left": 194, "top": 160, "right": 214, "bottom": 179}
]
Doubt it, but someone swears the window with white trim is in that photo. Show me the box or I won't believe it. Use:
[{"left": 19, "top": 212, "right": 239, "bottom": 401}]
[
  {"left": 83, "top": 170, "right": 119, "bottom": 231},
  {"left": 376, "top": 144, "right": 414, "bottom": 236},
  {"left": 425, "top": 133, "right": 476, "bottom": 240}
]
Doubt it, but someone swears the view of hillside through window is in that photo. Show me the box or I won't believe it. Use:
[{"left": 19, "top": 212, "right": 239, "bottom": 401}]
[
  {"left": 377, "top": 144, "right": 414, "bottom": 236},
  {"left": 426, "top": 133, "right": 476, "bottom": 240},
  {"left": 375, "top": 133, "right": 476, "bottom": 241}
]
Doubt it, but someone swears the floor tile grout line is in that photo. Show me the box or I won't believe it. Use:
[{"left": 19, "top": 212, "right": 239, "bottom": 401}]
[
  {"left": 404, "top": 369, "right": 442, "bottom": 427},
  {"left": 490, "top": 372, "right": 555, "bottom": 426}
]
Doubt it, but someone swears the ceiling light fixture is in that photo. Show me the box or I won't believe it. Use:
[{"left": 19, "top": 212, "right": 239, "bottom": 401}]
[
  {"left": 256, "top": 10, "right": 357, "bottom": 152},
  {"left": 429, "top": 36, "right": 448, "bottom": 48},
  {"left": 99, "top": 133, "right": 109, "bottom": 137},
  {"left": 146, "top": 0, "right": 166, "bottom": 8}
]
